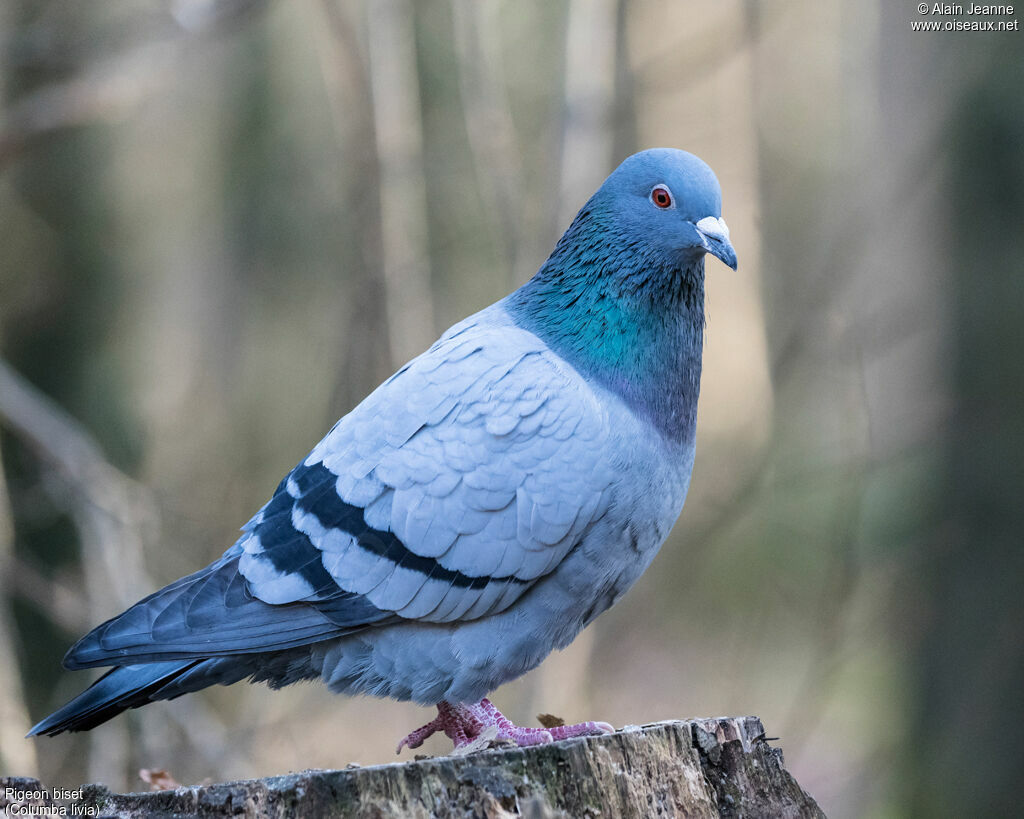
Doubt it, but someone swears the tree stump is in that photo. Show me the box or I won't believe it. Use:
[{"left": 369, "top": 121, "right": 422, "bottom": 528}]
[{"left": 1, "top": 716, "right": 824, "bottom": 817}]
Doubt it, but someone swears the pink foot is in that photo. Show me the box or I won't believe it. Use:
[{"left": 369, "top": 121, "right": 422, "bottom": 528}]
[{"left": 396, "top": 698, "right": 613, "bottom": 753}]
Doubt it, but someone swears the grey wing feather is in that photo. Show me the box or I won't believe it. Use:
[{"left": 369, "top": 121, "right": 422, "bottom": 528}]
[
  {"left": 269, "top": 312, "right": 616, "bottom": 622},
  {"left": 63, "top": 546, "right": 391, "bottom": 669}
]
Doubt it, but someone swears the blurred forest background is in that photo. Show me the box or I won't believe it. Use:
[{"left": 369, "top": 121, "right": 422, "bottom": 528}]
[{"left": 1, "top": 1, "right": 1021, "bottom": 816}]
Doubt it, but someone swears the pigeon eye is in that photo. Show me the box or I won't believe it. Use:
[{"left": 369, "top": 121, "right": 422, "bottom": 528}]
[{"left": 651, "top": 185, "right": 674, "bottom": 209}]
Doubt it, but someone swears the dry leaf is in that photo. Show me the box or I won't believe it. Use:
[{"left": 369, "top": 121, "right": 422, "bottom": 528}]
[
  {"left": 536, "top": 713, "right": 565, "bottom": 729},
  {"left": 450, "top": 725, "right": 514, "bottom": 756},
  {"left": 139, "top": 768, "right": 181, "bottom": 791}
]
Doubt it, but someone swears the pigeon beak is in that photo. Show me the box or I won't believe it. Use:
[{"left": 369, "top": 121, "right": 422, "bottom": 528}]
[{"left": 695, "top": 216, "right": 738, "bottom": 270}]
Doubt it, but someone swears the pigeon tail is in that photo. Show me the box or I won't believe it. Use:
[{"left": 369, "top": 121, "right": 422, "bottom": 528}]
[
  {"left": 26, "top": 652, "right": 283, "bottom": 737},
  {"left": 28, "top": 661, "right": 202, "bottom": 736}
]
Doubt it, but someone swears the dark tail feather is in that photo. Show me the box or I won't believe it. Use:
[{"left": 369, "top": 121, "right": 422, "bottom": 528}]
[
  {"left": 28, "top": 660, "right": 217, "bottom": 737},
  {"left": 28, "top": 650, "right": 317, "bottom": 737}
]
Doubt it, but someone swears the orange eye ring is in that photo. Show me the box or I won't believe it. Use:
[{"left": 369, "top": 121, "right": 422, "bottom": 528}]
[{"left": 651, "top": 185, "right": 674, "bottom": 209}]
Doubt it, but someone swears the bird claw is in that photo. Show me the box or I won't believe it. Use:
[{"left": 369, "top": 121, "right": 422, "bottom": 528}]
[
  {"left": 549, "top": 720, "right": 614, "bottom": 741},
  {"left": 396, "top": 717, "right": 442, "bottom": 754},
  {"left": 396, "top": 698, "right": 612, "bottom": 754}
]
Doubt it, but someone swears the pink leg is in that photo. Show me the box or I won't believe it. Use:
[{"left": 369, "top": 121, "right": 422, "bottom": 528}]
[
  {"left": 397, "top": 698, "right": 613, "bottom": 753},
  {"left": 396, "top": 702, "right": 480, "bottom": 753}
]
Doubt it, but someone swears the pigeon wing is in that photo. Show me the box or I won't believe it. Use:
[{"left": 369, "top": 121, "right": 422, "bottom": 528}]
[{"left": 243, "top": 314, "right": 615, "bottom": 623}]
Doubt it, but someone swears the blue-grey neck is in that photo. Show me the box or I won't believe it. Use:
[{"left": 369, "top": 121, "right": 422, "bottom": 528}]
[{"left": 506, "top": 207, "right": 705, "bottom": 444}]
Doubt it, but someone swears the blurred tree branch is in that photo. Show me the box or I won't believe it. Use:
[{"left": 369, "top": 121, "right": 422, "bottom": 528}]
[
  {"left": 366, "top": 0, "right": 435, "bottom": 363},
  {"left": 0, "top": 434, "right": 38, "bottom": 776},
  {"left": 451, "top": 0, "right": 525, "bottom": 285},
  {"left": 0, "top": 41, "right": 179, "bottom": 170},
  {"left": 556, "top": 0, "right": 618, "bottom": 230},
  {"left": 0, "top": 0, "right": 269, "bottom": 172},
  {"left": 5, "top": 554, "right": 89, "bottom": 634},
  {"left": 315, "top": 0, "right": 395, "bottom": 406},
  {"left": 0, "top": 358, "right": 239, "bottom": 777},
  {"left": 0, "top": 357, "right": 158, "bottom": 610}
]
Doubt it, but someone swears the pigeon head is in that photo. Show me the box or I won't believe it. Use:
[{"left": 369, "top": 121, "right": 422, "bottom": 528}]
[
  {"left": 507, "top": 148, "right": 734, "bottom": 441},
  {"left": 510, "top": 148, "right": 736, "bottom": 320},
  {"left": 590, "top": 148, "right": 737, "bottom": 272}
]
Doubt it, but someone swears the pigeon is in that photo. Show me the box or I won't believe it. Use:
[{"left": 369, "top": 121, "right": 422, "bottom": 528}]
[{"left": 29, "top": 148, "right": 737, "bottom": 751}]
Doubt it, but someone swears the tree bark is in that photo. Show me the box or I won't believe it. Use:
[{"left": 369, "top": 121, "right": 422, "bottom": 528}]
[{"left": 2, "top": 716, "right": 823, "bottom": 817}]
